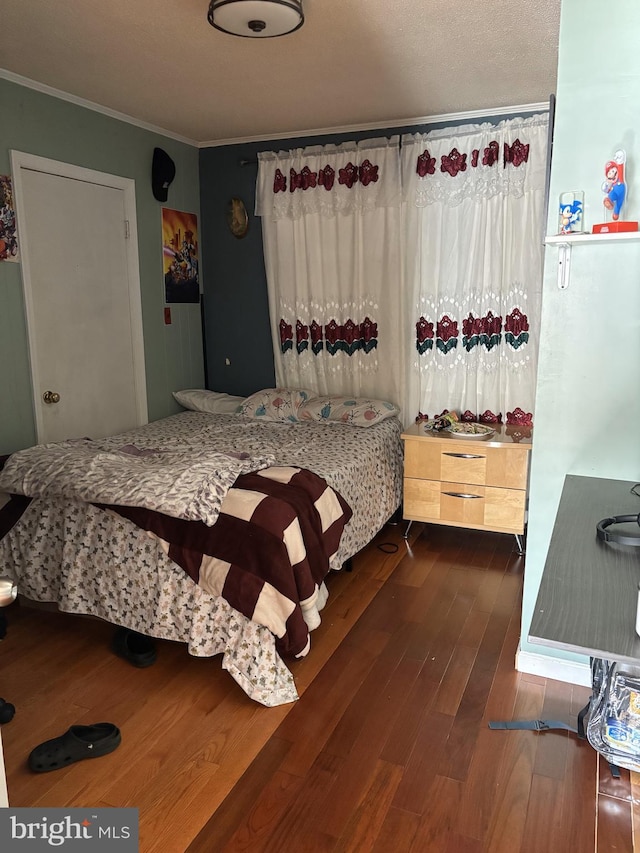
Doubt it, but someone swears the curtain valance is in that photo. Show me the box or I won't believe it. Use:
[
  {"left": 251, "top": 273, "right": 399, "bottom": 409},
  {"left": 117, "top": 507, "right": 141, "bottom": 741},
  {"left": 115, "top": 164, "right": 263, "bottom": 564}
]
[
  {"left": 402, "top": 114, "right": 548, "bottom": 207},
  {"left": 256, "top": 137, "right": 401, "bottom": 221}
]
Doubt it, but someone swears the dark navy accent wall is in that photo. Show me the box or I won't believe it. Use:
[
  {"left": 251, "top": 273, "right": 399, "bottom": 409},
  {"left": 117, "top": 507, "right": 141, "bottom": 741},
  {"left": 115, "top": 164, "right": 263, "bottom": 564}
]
[
  {"left": 199, "top": 110, "right": 543, "bottom": 396},
  {"left": 199, "top": 142, "right": 275, "bottom": 397}
]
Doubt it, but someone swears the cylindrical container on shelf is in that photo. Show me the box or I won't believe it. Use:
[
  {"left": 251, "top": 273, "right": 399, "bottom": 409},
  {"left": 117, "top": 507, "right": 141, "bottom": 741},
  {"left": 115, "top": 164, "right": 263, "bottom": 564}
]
[{"left": 558, "top": 190, "right": 585, "bottom": 234}]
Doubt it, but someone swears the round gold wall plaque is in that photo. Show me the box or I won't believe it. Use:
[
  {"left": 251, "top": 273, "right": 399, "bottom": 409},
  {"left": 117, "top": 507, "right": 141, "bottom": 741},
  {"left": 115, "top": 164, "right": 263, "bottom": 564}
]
[{"left": 227, "top": 197, "right": 249, "bottom": 238}]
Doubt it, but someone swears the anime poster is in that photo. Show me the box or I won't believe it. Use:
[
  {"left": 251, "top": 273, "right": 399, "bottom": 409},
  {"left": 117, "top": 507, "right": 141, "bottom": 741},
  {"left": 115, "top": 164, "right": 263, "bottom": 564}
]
[
  {"left": 0, "top": 175, "right": 19, "bottom": 262},
  {"left": 161, "top": 208, "right": 199, "bottom": 303}
]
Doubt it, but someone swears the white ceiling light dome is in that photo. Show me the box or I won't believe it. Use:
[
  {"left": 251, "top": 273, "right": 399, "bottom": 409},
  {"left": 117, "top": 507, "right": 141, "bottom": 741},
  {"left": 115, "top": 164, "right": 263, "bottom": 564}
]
[{"left": 207, "top": 0, "right": 304, "bottom": 38}]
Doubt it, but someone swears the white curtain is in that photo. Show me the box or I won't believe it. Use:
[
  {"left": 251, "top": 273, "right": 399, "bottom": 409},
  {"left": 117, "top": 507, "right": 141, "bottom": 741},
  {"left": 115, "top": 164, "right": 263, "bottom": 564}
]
[
  {"left": 256, "top": 137, "right": 408, "bottom": 418},
  {"left": 402, "top": 114, "right": 548, "bottom": 426}
]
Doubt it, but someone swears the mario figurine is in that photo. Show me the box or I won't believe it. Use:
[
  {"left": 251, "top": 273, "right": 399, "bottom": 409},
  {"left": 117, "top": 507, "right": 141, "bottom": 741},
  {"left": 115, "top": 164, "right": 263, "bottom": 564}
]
[
  {"left": 592, "top": 148, "right": 638, "bottom": 233},
  {"left": 602, "top": 150, "right": 627, "bottom": 221}
]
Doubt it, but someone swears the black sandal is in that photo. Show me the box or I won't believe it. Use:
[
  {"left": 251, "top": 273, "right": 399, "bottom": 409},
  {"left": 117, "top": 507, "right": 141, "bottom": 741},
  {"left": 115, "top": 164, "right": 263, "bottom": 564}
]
[{"left": 28, "top": 723, "right": 121, "bottom": 773}]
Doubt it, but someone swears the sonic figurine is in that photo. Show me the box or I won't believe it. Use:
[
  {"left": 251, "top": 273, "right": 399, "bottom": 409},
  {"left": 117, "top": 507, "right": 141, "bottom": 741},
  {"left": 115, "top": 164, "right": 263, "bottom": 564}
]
[{"left": 559, "top": 196, "right": 584, "bottom": 233}]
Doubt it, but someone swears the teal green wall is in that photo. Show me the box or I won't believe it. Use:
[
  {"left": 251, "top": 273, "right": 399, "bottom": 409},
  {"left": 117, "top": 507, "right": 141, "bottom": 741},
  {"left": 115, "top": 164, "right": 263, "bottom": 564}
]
[
  {"left": 521, "top": 0, "right": 640, "bottom": 663},
  {"left": 0, "top": 78, "right": 203, "bottom": 454}
]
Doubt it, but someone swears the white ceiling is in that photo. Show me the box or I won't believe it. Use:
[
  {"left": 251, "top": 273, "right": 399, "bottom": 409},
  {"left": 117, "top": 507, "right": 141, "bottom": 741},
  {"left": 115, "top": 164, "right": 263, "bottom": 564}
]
[{"left": 2, "top": 0, "right": 561, "bottom": 147}]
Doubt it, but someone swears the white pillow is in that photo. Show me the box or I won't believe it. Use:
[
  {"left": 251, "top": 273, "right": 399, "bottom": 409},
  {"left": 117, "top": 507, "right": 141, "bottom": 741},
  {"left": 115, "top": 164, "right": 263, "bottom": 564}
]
[{"left": 173, "top": 389, "right": 246, "bottom": 414}]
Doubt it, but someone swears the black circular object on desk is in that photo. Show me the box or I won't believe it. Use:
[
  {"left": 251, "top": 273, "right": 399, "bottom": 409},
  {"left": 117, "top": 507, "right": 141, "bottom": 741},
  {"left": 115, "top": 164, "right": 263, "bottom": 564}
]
[{"left": 596, "top": 513, "right": 640, "bottom": 547}]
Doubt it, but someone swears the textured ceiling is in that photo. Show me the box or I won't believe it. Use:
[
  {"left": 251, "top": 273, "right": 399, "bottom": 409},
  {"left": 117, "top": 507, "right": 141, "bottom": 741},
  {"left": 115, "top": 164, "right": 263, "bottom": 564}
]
[{"left": 1, "top": 0, "right": 561, "bottom": 146}]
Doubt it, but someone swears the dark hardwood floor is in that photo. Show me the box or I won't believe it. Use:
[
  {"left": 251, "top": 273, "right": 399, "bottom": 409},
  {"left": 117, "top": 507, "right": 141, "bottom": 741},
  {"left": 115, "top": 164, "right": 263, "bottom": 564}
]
[{"left": 0, "top": 522, "right": 635, "bottom": 852}]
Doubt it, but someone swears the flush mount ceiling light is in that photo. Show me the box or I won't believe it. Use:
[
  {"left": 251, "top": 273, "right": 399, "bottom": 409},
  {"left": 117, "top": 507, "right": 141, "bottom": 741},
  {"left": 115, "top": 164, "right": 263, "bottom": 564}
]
[{"left": 207, "top": 0, "right": 304, "bottom": 38}]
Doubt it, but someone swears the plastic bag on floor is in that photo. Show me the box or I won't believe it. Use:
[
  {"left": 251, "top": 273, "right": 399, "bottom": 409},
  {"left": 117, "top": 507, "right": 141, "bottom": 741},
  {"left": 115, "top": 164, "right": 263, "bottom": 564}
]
[{"left": 586, "top": 657, "right": 640, "bottom": 772}]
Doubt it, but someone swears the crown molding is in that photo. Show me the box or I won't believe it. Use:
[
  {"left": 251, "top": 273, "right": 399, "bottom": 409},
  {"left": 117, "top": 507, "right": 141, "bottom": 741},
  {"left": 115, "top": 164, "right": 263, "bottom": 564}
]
[{"left": 197, "top": 101, "right": 551, "bottom": 148}]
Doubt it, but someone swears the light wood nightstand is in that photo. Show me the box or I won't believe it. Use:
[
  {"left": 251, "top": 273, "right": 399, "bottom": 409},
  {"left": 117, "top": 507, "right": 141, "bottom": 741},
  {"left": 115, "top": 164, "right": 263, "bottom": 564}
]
[{"left": 401, "top": 422, "right": 532, "bottom": 553}]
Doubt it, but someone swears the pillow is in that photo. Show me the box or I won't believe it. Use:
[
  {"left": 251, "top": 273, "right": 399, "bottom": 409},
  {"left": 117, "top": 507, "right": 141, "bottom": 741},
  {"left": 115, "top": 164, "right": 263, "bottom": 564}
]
[
  {"left": 298, "top": 395, "right": 400, "bottom": 427},
  {"left": 239, "top": 388, "right": 315, "bottom": 422},
  {"left": 173, "top": 389, "right": 246, "bottom": 414}
]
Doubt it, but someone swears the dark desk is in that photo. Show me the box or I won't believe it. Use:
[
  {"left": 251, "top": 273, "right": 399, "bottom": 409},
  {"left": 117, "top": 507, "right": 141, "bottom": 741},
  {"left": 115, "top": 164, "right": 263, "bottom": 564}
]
[{"left": 529, "top": 475, "right": 640, "bottom": 664}]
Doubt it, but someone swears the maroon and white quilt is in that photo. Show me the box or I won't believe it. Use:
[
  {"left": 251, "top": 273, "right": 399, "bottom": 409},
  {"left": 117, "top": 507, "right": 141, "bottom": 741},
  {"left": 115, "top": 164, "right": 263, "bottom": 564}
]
[
  {"left": 0, "top": 457, "right": 351, "bottom": 659},
  {"left": 100, "top": 465, "right": 351, "bottom": 658}
]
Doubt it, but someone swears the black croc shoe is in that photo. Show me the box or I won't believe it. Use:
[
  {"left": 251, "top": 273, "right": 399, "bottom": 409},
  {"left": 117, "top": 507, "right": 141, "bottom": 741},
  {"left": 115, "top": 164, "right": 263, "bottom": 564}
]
[
  {"left": 29, "top": 722, "right": 121, "bottom": 772},
  {"left": 111, "top": 627, "right": 157, "bottom": 668}
]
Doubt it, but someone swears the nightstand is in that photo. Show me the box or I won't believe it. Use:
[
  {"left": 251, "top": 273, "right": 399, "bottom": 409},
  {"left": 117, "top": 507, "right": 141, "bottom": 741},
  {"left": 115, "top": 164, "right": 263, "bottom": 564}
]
[{"left": 401, "top": 422, "right": 532, "bottom": 553}]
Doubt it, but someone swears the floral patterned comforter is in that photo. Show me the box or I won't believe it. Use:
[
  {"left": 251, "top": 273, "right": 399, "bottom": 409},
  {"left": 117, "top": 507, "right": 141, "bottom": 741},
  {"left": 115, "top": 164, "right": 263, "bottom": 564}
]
[
  {"left": 0, "top": 439, "right": 275, "bottom": 526},
  {"left": 0, "top": 412, "right": 403, "bottom": 706}
]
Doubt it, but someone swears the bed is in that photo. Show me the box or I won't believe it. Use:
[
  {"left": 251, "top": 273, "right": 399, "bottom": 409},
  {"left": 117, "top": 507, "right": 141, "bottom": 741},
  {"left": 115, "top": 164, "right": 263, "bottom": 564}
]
[{"left": 0, "top": 390, "right": 403, "bottom": 706}]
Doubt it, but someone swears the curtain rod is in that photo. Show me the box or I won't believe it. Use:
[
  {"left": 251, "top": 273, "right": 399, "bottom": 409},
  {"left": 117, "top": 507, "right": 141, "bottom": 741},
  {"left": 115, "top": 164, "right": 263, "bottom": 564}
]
[{"left": 238, "top": 115, "right": 548, "bottom": 167}]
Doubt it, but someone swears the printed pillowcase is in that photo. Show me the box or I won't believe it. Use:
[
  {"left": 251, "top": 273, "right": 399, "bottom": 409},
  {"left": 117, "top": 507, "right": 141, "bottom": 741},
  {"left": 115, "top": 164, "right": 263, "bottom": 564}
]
[
  {"left": 239, "top": 388, "right": 315, "bottom": 423},
  {"left": 299, "top": 396, "right": 400, "bottom": 427}
]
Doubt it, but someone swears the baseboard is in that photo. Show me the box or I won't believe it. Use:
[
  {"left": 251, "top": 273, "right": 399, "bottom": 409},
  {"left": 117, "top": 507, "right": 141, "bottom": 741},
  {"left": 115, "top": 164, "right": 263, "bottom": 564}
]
[{"left": 516, "top": 649, "right": 591, "bottom": 687}]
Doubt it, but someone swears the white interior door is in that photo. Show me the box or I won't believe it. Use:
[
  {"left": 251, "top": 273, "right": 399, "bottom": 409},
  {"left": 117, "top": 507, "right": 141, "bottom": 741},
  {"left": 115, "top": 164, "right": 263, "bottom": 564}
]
[{"left": 11, "top": 152, "right": 147, "bottom": 444}]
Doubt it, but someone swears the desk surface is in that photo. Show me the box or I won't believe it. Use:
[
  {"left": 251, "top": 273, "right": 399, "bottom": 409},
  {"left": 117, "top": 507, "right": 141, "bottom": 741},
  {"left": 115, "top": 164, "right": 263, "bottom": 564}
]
[{"left": 529, "top": 475, "right": 640, "bottom": 664}]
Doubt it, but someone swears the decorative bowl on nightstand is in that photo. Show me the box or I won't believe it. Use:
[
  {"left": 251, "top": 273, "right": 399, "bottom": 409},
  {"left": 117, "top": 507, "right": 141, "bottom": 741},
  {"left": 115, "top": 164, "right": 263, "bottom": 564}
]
[{"left": 444, "top": 423, "right": 495, "bottom": 440}]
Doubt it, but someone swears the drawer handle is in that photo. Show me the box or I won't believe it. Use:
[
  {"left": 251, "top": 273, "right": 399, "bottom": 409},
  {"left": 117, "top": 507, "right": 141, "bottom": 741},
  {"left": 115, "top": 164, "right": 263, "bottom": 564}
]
[
  {"left": 443, "top": 452, "right": 484, "bottom": 459},
  {"left": 443, "top": 491, "right": 483, "bottom": 499}
]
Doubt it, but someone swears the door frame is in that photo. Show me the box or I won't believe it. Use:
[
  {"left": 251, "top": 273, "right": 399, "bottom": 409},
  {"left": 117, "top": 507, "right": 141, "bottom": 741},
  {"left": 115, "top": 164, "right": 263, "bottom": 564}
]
[{"left": 10, "top": 150, "right": 148, "bottom": 441}]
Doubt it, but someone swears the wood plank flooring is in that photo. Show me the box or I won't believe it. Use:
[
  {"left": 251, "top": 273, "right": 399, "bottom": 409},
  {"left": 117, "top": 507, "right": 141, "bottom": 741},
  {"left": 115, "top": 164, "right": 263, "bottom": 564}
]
[{"left": 0, "top": 522, "right": 635, "bottom": 852}]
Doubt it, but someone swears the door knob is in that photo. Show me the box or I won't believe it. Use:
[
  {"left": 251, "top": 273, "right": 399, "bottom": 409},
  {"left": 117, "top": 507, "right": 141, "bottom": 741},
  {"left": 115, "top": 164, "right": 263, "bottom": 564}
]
[{"left": 42, "top": 390, "right": 60, "bottom": 404}]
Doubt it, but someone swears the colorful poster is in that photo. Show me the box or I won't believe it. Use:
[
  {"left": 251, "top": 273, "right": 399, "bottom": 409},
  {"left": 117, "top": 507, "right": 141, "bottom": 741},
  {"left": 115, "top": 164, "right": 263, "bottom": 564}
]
[
  {"left": 161, "top": 208, "right": 199, "bottom": 303},
  {"left": 0, "top": 175, "right": 19, "bottom": 262}
]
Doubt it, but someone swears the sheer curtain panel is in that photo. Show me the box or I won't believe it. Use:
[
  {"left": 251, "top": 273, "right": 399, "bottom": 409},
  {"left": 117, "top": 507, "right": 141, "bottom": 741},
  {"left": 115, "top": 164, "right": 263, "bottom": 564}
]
[
  {"left": 256, "top": 138, "right": 408, "bottom": 417},
  {"left": 402, "top": 115, "right": 549, "bottom": 426}
]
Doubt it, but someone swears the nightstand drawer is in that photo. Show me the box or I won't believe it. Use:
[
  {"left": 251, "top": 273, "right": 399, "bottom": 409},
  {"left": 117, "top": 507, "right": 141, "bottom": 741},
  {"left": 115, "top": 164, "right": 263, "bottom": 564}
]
[
  {"left": 404, "top": 478, "right": 526, "bottom": 534},
  {"left": 404, "top": 440, "right": 528, "bottom": 490},
  {"left": 403, "top": 477, "right": 441, "bottom": 519}
]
